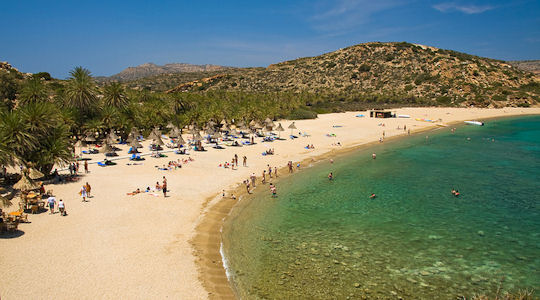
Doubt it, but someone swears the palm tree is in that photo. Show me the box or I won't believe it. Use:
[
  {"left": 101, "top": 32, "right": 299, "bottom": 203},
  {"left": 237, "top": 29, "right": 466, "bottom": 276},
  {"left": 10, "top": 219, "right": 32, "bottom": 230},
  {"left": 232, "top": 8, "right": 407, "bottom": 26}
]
[
  {"left": 18, "top": 77, "right": 48, "bottom": 105},
  {"left": 0, "top": 110, "right": 36, "bottom": 165},
  {"left": 103, "top": 82, "right": 128, "bottom": 109},
  {"left": 64, "top": 66, "right": 98, "bottom": 113}
]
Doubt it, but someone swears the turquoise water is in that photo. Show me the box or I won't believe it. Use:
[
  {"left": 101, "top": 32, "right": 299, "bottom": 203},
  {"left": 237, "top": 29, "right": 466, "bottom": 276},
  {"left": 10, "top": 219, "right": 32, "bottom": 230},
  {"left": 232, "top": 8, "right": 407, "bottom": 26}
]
[{"left": 222, "top": 116, "right": 540, "bottom": 299}]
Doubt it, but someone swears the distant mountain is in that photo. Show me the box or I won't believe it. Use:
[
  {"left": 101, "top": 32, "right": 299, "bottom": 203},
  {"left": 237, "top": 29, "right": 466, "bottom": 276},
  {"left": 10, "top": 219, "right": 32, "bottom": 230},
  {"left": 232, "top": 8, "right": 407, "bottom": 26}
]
[
  {"left": 105, "top": 63, "right": 233, "bottom": 81},
  {"left": 155, "top": 42, "right": 539, "bottom": 107},
  {"left": 507, "top": 60, "right": 540, "bottom": 75}
]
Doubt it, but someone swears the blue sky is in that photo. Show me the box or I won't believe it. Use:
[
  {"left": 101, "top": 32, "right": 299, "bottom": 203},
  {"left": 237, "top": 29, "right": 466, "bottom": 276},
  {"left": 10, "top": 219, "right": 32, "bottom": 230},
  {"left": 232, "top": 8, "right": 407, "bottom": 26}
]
[{"left": 1, "top": 0, "right": 539, "bottom": 78}]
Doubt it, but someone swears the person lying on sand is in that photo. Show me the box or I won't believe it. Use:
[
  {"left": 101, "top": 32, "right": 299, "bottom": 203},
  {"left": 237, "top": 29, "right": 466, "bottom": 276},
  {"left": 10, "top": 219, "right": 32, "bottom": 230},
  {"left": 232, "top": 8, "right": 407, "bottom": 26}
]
[{"left": 127, "top": 188, "right": 141, "bottom": 196}]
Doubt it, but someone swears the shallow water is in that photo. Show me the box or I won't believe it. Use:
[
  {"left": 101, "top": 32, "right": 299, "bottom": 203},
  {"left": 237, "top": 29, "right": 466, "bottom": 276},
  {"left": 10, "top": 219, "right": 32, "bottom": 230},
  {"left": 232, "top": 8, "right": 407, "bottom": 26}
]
[{"left": 223, "top": 116, "right": 540, "bottom": 299}]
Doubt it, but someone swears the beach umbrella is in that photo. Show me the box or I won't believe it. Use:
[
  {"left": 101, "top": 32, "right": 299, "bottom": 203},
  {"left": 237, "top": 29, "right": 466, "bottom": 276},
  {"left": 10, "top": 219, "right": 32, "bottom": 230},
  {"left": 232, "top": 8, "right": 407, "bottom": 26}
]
[
  {"left": 177, "top": 135, "right": 185, "bottom": 146},
  {"left": 230, "top": 128, "right": 239, "bottom": 136},
  {"left": 100, "top": 143, "right": 113, "bottom": 153},
  {"left": 166, "top": 122, "right": 175, "bottom": 129},
  {"left": 236, "top": 121, "right": 245, "bottom": 128},
  {"left": 108, "top": 130, "right": 119, "bottom": 141},
  {"left": 207, "top": 120, "right": 216, "bottom": 127},
  {"left": 193, "top": 131, "right": 203, "bottom": 141},
  {"left": 14, "top": 175, "right": 39, "bottom": 191},
  {"left": 153, "top": 136, "right": 165, "bottom": 146},
  {"left": 169, "top": 127, "right": 180, "bottom": 138},
  {"left": 126, "top": 133, "right": 134, "bottom": 143},
  {"left": 84, "top": 134, "right": 96, "bottom": 142},
  {"left": 74, "top": 140, "right": 83, "bottom": 155},
  {"left": 220, "top": 119, "right": 228, "bottom": 125},
  {"left": 275, "top": 123, "right": 285, "bottom": 138},
  {"left": 147, "top": 130, "right": 159, "bottom": 141},
  {"left": 28, "top": 168, "right": 44, "bottom": 180},
  {"left": 130, "top": 127, "right": 140, "bottom": 137},
  {"left": 264, "top": 117, "right": 272, "bottom": 124},
  {"left": 288, "top": 122, "right": 297, "bottom": 135},
  {"left": 130, "top": 139, "right": 142, "bottom": 148}
]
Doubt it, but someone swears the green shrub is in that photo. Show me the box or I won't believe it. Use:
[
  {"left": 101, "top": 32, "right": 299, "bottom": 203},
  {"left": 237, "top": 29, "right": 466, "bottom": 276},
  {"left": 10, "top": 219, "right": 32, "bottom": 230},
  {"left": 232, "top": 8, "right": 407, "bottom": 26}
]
[
  {"left": 287, "top": 108, "right": 318, "bottom": 120},
  {"left": 33, "top": 72, "right": 52, "bottom": 80}
]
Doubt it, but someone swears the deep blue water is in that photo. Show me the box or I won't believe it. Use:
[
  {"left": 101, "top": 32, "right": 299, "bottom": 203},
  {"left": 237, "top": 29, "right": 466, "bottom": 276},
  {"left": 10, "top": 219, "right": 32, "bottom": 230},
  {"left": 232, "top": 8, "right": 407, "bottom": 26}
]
[{"left": 223, "top": 116, "right": 540, "bottom": 299}]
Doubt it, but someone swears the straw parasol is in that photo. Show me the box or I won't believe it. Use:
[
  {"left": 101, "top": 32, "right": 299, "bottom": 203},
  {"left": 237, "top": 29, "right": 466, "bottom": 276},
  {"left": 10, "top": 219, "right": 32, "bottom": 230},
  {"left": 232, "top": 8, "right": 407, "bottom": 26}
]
[
  {"left": 153, "top": 135, "right": 165, "bottom": 146},
  {"left": 130, "top": 139, "right": 142, "bottom": 148},
  {"left": 84, "top": 134, "right": 96, "bottom": 142},
  {"left": 14, "top": 175, "right": 39, "bottom": 191},
  {"left": 288, "top": 122, "right": 297, "bottom": 135},
  {"left": 207, "top": 120, "right": 216, "bottom": 127},
  {"left": 100, "top": 143, "right": 113, "bottom": 154},
  {"left": 275, "top": 123, "right": 285, "bottom": 138},
  {"left": 126, "top": 133, "right": 135, "bottom": 143},
  {"left": 169, "top": 127, "right": 180, "bottom": 138},
  {"left": 176, "top": 135, "right": 186, "bottom": 146},
  {"left": 28, "top": 168, "right": 44, "bottom": 180},
  {"left": 147, "top": 130, "right": 159, "bottom": 141},
  {"left": 193, "top": 131, "right": 203, "bottom": 141},
  {"left": 108, "top": 130, "right": 119, "bottom": 141},
  {"left": 166, "top": 122, "right": 175, "bottom": 129}
]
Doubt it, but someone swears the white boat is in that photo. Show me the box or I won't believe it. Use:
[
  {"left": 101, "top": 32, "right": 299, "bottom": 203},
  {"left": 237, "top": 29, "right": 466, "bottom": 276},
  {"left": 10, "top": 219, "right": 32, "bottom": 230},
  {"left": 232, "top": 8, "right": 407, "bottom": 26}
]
[
  {"left": 397, "top": 114, "right": 410, "bottom": 118},
  {"left": 464, "top": 121, "right": 484, "bottom": 126}
]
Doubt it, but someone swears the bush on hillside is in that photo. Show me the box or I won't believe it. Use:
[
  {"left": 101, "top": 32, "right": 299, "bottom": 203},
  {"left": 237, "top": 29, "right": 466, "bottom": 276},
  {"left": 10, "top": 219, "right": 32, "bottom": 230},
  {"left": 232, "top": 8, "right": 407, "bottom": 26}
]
[{"left": 287, "top": 108, "right": 317, "bottom": 120}]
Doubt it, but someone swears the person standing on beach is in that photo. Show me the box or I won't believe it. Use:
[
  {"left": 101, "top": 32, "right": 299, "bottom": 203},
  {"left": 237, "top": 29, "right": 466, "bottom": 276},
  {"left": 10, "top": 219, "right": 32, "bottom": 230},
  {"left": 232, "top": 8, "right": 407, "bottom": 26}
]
[
  {"left": 84, "top": 160, "right": 88, "bottom": 173},
  {"left": 268, "top": 165, "right": 272, "bottom": 178},
  {"left": 274, "top": 167, "right": 278, "bottom": 178},
  {"left": 58, "top": 199, "right": 66, "bottom": 216},
  {"left": 47, "top": 195, "right": 56, "bottom": 214},
  {"left": 234, "top": 154, "right": 238, "bottom": 167},
  {"left": 262, "top": 170, "right": 266, "bottom": 184},
  {"left": 243, "top": 156, "right": 247, "bottom": 167},
  {"left": 288, "top": 161, "right": 293, "bottom": 173},
  {"left": 250, "top": 173, "right": 256, "bottom": 187},
  {"left": 85, "top": 182, "right": 92, "bottom": 198},
  {"left": 80, "top": 185, "right": 87, "bottom": 202},
  {"left": 162, "top": 181, "right": 167, "bottom": 197}
]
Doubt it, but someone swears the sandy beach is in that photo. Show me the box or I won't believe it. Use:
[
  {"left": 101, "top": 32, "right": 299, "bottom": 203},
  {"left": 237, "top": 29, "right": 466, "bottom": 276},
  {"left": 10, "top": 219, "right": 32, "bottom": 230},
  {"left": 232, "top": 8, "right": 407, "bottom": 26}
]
[{"left": 1, "top": 107, "right": 539, "bottom": 299}]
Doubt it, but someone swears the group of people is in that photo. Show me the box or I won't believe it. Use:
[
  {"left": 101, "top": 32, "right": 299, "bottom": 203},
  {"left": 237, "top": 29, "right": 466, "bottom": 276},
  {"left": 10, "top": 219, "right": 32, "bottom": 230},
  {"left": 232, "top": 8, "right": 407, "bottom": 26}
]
[
  {"left": 305, "top": 144, "right": 315, "bottom": 149},
  {"left": 79, "top": 182, "right": 91, "bottom": 202},
  {"left": 47, "top": 195, "right": 66, "bottom": 216}
]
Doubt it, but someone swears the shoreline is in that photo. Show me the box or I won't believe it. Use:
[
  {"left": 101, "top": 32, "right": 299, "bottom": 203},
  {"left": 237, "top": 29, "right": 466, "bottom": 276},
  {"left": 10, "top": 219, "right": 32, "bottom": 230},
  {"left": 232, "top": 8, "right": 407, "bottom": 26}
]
[
  {"left": 2, "top": 108, "right": 540, "bottom": 299},
  {"left": 191, "top": 110, "right": 540, "bottom": 299}
]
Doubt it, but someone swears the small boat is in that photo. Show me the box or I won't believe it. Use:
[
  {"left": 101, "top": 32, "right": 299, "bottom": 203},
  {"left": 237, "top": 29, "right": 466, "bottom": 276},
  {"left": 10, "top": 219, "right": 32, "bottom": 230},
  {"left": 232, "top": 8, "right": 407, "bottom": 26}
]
[
  {"left": 464, "top": 121, "right": 484, "bottom": 126},
  {"left": 397, "top": 114, "right": 410, "bottom": 118}
]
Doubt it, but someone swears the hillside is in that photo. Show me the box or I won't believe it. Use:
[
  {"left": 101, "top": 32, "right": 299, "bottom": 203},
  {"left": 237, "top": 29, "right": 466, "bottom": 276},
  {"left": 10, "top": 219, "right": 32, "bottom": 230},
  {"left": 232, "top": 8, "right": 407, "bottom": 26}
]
[
  {"left": 152, "top": 42, "right": 539, "bottom": 108},
  {"left": 103, "top": 62, "right": 233, "bottom": 82},
  {"left": 507, "top": 60, "right": 540, "bottom": 75}
]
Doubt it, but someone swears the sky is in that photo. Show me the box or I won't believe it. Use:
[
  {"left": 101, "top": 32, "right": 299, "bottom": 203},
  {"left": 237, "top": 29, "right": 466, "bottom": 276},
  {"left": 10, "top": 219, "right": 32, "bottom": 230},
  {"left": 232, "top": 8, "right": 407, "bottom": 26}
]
[{"left": 1, "top": 0, "right": 539, "bottom": 78}]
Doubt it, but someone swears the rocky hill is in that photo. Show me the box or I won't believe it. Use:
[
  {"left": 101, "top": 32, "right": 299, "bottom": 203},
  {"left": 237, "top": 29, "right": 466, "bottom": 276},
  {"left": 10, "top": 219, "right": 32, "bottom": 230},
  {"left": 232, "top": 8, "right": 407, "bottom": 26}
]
[
  {"left": 104, "top": 62, "right": 232, "bottom": 82},
  {"left": 507, "top": 60, "right": 540, "bottom": 75},
  {"left": 153, "top": 42, "right": 539, "bottom": 107}
]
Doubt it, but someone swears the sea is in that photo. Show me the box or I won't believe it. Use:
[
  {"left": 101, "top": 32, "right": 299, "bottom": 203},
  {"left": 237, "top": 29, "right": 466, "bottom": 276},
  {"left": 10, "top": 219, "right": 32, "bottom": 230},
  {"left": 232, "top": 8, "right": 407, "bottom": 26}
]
[{"left": 222, "top": 116, "right": 540, "bottom": 299}]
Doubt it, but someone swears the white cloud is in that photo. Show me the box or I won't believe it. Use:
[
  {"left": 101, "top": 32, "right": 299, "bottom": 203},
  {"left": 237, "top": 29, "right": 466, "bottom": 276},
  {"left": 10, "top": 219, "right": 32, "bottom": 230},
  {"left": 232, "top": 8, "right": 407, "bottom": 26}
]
[
  {"left": 433, "top": 2, "right": 495, "bottom": 14},
  {"left": 308, "top": 0, "right": 406, "bottom": 33}
]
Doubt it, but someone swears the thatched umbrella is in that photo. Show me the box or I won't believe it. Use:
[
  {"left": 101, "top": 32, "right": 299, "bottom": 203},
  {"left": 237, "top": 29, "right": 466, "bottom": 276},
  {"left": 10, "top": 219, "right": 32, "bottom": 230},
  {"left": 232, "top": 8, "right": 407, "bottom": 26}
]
[
  {"left": 236, "top": 121, "right": 245, "bottom": 128},
  {"left": 126, "top": 133, "right": 135, "bottom": 143},
  {"left": 207, "top": 120, "right": 216, "bottom": 127},
  {"left": 74, "top": 140, "right": 83, "bottom": 155},
  {"left": 166, "top": 122, "right": 175, "bottom": 129},
  {"left": 249, "top": 120, "right": 257, "bottom": 127},
  {"left": 288, "top": 122, "right": 297, "bottom": 135},
  {"left": 220, "top": 119, "right": 228, "bottom": 125},
  {"left": 153, "top": 136, "right": 165, "bottom": 146},
  {"left": 177, "top": 135, "right": 186, "bottom": 146},
  {"left": 130, "top": 139, "right": 142, "bottom": 148},
  {"left": 100, "top": 143, "right": 113, "bottom": 154},
  {"left": 84, "top": 134, "right": 96, "bottom": 143},
  {"left": 264, "top": 117, "right": 273, "bottom": 124},
  {"left": 130, "top": 127, "right": 140, "bottom": 136},
  {"left": 230, "top": 128, "right": 239, "bottom": 136},
  {"left": 28, "top": 168, "right": 44, "bottom": 180},
  {"left": 275, "top": 123, "right": 285, "bottom": 138},
  {"left": 108, "top": 130, "right": 119, "bottom": 141},
  {"left": 169, "top": 127, "right": 180, "bottom": 138},
  {"left": 193, "top": 132, "right": 203, "bottom": 141},
  {"left": 147, "top": 130, "right": 159, "bottom": 141},
  {"left": 14, "top": 175, "right": 39, "bottom": 191}
]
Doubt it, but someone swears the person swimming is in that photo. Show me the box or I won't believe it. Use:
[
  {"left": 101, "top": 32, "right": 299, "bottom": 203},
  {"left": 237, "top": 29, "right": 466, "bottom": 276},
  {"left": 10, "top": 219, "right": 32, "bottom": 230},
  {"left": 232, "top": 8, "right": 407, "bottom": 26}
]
[
  {"left": 328, "top": 172, "right": 333, "bottom": 180},
  {"left": 370, "top": 193, "right": 376, "bottom": 199}
]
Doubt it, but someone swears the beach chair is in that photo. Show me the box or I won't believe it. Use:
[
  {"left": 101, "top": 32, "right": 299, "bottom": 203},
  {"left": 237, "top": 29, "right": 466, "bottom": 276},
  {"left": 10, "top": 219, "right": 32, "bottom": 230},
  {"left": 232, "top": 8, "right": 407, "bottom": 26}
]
[{"left": 97, "top": 162, "right": 106, "bottom": 167}]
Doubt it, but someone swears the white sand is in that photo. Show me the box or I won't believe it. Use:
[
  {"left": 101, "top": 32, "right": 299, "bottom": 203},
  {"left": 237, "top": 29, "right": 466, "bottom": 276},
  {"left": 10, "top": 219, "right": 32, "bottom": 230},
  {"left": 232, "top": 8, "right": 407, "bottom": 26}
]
[{"left": 1, "top": 107, "right": 539, "bottom": 299}]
